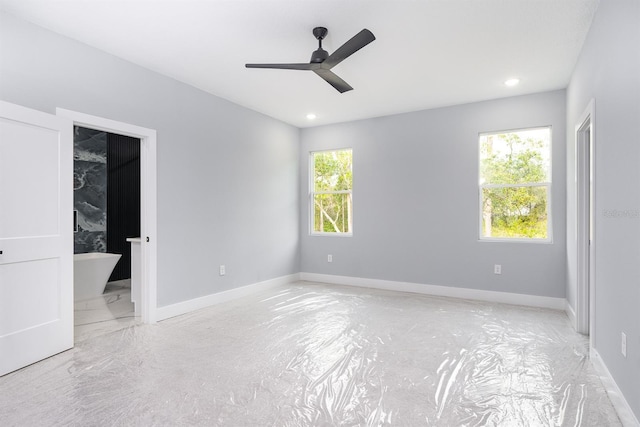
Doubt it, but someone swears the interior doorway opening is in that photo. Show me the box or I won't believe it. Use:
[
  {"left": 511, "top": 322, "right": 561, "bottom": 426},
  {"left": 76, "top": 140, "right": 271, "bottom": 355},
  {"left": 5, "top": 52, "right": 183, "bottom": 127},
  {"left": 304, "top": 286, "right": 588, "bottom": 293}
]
[
  {"left": 57, "top": 108, "right": 157, "bottom": 328},
  {"left": 72, "top": 126, "right": 142, "bottom": 341},
  {"left": 575, "top": 100, "right": 595, "bottom": 345}
]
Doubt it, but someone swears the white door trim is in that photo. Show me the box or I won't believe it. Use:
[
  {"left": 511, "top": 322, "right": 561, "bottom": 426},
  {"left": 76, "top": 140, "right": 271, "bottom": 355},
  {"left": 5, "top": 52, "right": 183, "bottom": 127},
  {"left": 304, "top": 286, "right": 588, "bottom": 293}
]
[
  {"left": 56, "top": 108, "right": 158, "bottom": 324},
  {"left": 575, "top": 99, "right": 595, "bottom": 346}
]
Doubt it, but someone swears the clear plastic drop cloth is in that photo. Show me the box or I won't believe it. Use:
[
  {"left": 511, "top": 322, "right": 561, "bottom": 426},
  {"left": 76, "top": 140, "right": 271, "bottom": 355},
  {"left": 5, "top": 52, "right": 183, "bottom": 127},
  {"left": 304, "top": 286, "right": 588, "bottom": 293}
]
[{"left": 0, "top": 282, "right": 622, "bottom": 426}]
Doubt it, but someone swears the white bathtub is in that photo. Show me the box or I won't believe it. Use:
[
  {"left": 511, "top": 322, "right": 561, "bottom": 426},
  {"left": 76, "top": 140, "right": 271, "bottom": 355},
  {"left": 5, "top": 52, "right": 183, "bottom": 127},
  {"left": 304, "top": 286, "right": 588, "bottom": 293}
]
[{"left": 74, "top": 252, "right": 121, "bottom": 301}]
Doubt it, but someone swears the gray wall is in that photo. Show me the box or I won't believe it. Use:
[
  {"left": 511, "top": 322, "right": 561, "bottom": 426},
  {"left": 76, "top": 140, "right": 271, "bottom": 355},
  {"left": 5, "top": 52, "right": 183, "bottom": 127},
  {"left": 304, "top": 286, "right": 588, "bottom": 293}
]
[
  {"left": 566, "top": 0, "right": 640, "bottom": 419},
  {"left": 300, "top": 91, "right": 567, "bottom": 298},
  {"left": 0, "top": 12, "right": 300, "bottom": 307}
]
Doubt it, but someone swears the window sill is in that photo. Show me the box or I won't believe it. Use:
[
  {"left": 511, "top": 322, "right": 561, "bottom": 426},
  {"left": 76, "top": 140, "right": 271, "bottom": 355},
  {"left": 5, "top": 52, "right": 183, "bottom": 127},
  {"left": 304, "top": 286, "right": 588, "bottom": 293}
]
[{"left": 478, "top": 237, "right": 553, "bottom": 244}]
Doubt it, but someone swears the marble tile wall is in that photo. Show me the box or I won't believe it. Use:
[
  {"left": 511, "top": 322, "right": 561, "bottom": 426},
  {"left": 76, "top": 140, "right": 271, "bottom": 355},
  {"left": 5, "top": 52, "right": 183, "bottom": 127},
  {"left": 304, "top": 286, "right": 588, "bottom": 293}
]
[{"left": 74, "top": 126, "right": 107, "bottom": 253}]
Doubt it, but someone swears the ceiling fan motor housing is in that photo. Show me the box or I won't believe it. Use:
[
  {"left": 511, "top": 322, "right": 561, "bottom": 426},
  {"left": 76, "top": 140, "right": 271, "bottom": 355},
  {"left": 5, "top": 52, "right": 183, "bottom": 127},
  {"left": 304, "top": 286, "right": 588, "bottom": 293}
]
[{"left": 310, "top": 48, "right": 328, "bottom": 63}]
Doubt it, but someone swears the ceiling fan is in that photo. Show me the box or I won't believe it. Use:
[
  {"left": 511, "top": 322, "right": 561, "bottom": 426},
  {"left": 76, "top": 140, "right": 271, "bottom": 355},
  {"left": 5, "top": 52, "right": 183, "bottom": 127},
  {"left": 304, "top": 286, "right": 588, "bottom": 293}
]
[{"left": 245, "top": 27, "right": 376, "bottom": 93}]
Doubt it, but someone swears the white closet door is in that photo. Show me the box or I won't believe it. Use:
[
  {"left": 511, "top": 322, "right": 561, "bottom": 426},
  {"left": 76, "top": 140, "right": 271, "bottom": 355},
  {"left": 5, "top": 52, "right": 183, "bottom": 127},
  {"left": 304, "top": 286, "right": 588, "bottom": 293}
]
[{"left": 0, "top": 101, "right": 73, "bottom": 376}]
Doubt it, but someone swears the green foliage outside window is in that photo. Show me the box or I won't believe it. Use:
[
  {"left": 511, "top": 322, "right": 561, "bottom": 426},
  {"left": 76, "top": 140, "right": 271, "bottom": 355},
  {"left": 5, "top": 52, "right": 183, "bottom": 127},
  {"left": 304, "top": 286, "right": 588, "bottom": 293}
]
[
  {"left": 480, "top": 128, "right": 551, "bottom": 239},
  {"left": 312, "top": 149, "right": 352, "bottom": 233}
]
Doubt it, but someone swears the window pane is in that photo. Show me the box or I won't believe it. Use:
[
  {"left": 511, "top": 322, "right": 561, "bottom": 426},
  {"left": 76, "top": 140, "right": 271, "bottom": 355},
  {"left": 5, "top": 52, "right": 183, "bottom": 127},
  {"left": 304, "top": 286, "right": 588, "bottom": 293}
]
[
  {"left": 314, "top": 150, "right": 352, "bottom": 193},
  {"left": 480, "top": 128, "right": 550, "bottom": 185},
  {"left": 481, "top": 186, "right": 548, "bottom": 239},
  {"left": 313, "top": 193, "right": 352, "bottom": 233}
]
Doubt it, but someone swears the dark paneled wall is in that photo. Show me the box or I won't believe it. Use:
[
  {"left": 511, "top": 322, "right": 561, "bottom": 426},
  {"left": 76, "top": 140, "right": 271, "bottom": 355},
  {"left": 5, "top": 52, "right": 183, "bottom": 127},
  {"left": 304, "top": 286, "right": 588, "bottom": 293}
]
[{"left": 107, "top": 133, "right": 141, "bottom": 281}]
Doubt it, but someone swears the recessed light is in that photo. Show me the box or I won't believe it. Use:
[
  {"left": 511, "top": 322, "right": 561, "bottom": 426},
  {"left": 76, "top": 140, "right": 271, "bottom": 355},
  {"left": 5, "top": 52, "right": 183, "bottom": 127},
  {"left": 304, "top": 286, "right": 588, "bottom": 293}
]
[
  {"left": 306, "top": 113, "right": 317, "bottom": 120},
  {"left": 504, "top": 78, "right": 520, "bottom": 87}
]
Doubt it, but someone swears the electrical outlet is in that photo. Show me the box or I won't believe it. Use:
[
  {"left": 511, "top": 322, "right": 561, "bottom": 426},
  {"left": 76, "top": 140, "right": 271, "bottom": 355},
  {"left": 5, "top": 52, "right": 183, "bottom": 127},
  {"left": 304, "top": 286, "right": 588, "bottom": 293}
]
[
  {"left": 494, "top": 264, "right": 502, "bottom": 275},
  {"left": 219, "top": 265, "right": 225, "bottom": 276},
  {"left": 328, "top": 254, "right": 333, "bottom": 263},
  {"left": 621, "top": 332, "right": 627, "bottom": 358}
]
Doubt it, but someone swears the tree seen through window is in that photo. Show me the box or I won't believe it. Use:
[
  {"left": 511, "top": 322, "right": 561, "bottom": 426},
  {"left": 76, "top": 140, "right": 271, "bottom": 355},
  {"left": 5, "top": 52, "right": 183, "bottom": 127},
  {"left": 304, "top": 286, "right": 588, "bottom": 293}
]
[
  {"left": 480, "top": 128, "right": 551, "bottom": 240},
  {"left": 311, "top": 149, "right": 352, "bottom": 234}
]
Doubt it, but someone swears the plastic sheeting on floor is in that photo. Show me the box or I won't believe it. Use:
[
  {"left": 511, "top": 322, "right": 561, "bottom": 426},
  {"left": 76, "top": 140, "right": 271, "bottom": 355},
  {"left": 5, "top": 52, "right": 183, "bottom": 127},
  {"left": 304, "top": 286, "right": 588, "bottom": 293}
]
[{"left": 0, "top": 282, "right": 622, "bottom": 426}]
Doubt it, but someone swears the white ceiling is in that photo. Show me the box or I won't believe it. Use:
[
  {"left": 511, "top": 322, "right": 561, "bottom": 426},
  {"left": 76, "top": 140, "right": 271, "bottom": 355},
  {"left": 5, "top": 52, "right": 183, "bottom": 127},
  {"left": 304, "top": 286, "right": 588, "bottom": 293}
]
[{"left": 0, "top": 0, "right": 599, "bottom": 128}]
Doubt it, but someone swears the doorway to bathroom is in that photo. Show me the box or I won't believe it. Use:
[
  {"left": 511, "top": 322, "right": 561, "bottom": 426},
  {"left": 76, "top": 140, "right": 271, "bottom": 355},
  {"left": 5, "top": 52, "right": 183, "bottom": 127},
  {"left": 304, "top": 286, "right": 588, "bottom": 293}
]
[
  {"left": 57, "top": 109, "right": 158, "bottom": 332},
  {"left": 72, "top": 126, "right": 142, "bottom": 341}
]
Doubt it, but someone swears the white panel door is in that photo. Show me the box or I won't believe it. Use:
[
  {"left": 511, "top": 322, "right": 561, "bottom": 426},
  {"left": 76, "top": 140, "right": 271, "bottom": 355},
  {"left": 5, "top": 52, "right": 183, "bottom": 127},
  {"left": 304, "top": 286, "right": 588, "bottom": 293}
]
[{"left": 0, "top": 101, "right": 73, "bottom": 376}]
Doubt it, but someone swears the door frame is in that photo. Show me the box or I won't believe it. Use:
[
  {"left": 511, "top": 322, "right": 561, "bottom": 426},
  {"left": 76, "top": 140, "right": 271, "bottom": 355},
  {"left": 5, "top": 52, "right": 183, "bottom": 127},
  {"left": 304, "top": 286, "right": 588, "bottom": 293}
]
[
  {"left": 56, "top": 108, "right": 158, "bottom": 324},
  {"left": 575, "top": 99, "right": 595, "bottom": 346}
]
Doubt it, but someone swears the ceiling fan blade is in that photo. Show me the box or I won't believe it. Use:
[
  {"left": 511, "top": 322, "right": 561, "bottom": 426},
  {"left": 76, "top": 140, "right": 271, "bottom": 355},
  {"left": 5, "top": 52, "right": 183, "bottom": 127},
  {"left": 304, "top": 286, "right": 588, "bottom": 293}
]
[
  {"left": 245, "top": 63, "right": 318, "bottom": 70},
  {"left": 323, "top": 29, "right": 375, "bottom": 69},
  {"left": 313, "top": 69, "right": 353, "bottom": 93}
]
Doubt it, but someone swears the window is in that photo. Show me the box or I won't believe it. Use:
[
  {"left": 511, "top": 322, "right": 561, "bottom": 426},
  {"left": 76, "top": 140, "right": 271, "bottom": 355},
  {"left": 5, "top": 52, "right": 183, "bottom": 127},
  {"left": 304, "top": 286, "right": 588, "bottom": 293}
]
[
  {"left": 479, "top": 127, "right": 551, "bottom": 241},
  {"left": 310, "top": 149, "right": 352, "bottom": 235}
]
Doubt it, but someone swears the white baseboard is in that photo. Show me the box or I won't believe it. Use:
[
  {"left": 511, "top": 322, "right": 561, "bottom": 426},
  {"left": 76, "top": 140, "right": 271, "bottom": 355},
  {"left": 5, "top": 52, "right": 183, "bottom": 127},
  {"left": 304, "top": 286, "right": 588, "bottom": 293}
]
[
  {"left": 155, "top": 273, "right": 300, "bottom": 321},
  {"left": 299, "top": 272, "right": 566, "bottom": 310},
  {"left": 590, "top": 349, "right": 640, "bottom": 427}
]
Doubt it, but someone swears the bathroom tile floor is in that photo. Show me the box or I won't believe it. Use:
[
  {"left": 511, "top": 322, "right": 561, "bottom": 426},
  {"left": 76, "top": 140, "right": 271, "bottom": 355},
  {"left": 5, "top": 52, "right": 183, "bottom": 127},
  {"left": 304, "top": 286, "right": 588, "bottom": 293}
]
[
  {"left": 74, "top": 279, "right": 140, "bottom": 343},
  {"left": 1, "top": 281, "right": 623, "bottom": 426}
]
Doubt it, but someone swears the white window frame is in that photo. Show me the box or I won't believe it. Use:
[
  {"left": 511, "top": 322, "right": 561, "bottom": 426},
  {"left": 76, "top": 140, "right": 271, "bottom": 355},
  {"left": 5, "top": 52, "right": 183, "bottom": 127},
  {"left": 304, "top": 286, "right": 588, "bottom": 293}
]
[
  {"left": 309, "top": 148, "right": 353, "bottom": 237},
  {"left": 478, "top": 127, "right": 553, "bottom": 243}
]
